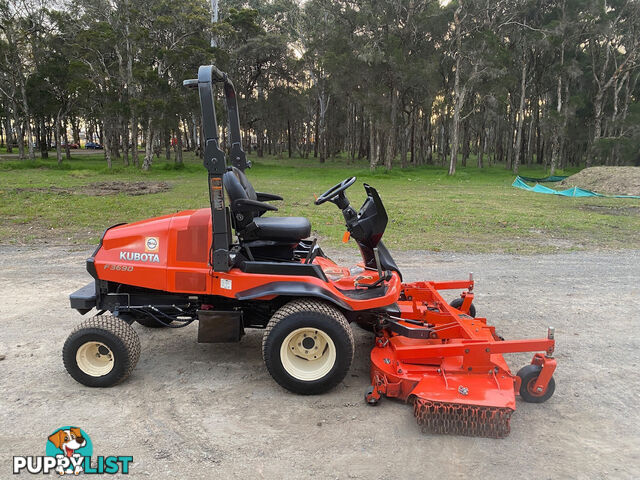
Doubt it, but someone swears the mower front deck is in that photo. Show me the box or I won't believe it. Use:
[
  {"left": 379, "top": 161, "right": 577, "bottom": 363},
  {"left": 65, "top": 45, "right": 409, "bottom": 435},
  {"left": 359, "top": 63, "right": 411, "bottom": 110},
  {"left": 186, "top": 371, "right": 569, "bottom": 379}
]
[{"left": 366, "top": 279, "right": 556, "bottom": 438}]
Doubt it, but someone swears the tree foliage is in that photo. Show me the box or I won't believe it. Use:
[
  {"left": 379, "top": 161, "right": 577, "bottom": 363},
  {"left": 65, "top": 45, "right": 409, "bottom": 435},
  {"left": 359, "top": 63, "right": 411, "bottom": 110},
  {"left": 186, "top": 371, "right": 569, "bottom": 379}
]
[{"left": 0, "top": 0, "right": 638, "bottom": 172}]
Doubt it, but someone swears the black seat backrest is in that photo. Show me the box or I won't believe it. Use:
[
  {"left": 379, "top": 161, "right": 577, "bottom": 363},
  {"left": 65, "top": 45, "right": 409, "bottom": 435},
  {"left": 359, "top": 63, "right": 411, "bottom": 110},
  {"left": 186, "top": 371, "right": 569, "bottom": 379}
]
[{"left": 223, "top": 166, "right": 257, "bottom": 230}]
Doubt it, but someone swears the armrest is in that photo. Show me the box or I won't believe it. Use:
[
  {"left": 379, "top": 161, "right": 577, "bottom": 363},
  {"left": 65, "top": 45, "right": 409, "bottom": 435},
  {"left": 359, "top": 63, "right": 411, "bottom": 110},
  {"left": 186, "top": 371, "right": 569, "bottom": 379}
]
[
  {"left": 256, "top": 192, "right": 283, "bottom": 202},
  {"left": 232, "top": 198, "right": 278, "bottom": 213}
]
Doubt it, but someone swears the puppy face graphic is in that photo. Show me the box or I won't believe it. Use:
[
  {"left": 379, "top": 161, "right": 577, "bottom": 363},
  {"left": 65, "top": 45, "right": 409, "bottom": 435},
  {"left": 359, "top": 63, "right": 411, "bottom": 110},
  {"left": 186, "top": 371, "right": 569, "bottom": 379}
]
[{"left": 47, "top": 427, "right": 87, "bottom": 457}]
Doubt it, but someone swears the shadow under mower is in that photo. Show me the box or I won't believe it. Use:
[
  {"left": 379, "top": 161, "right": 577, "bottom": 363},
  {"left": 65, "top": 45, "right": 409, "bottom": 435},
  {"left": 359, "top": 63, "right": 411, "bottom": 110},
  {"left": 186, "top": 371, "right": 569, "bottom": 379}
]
[{"left": 66, "top": 65, "right": 557, "bottom": 438}]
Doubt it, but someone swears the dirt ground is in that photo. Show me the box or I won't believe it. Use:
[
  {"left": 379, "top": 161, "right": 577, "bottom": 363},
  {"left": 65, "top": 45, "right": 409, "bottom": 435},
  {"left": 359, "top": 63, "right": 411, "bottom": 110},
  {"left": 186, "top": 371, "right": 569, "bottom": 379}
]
[
  {"left": 1, "top": 246, "right": 639, "bottom": 479},
  {"left": 561, "top": 166, "right": 640, "bottom": 196},
  {"left": 14, "top": 181, "right": 172, "bottom": 196}
]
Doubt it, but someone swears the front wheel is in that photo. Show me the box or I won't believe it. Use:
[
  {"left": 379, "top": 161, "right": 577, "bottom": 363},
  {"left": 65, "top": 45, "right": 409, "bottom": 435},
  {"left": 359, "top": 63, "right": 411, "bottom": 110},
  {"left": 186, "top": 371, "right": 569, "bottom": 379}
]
[
  {"left": 450, "top": 297, "right": 476, "bottom": 318},
  {"left": 63, "top": 315, "right": 141, "bottom": 387},
  {"left": 262, "top": 299, "right": 354, "bottom": 395},
  {"left": 517, "top": 364, "right": 555, "bottom": 403}
]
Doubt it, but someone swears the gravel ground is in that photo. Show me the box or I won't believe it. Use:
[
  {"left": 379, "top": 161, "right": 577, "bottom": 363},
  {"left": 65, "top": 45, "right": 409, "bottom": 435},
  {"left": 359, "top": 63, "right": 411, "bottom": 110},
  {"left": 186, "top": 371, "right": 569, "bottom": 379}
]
[{"left": 1, "top": 246, "right": 639, "bottom": 479}]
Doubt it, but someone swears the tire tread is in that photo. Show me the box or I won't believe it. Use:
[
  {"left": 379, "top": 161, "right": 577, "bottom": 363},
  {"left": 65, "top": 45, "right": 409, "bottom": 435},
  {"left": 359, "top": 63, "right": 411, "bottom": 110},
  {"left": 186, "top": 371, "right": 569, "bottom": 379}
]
[
  {"left": 262, "top": 299, "right": 354, "bottom": 394},
  {"left": 63, "top": 314, "right": 141, "bottom": 386}
]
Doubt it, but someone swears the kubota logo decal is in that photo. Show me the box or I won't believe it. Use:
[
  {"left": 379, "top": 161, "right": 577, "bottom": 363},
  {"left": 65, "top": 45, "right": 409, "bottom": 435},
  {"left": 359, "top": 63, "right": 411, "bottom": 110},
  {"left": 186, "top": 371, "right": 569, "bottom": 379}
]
[
  {"left": 119, "top": 251, "right": 160, "bottom": 263},
  {"left": 145, "top": 236, "right": 159, "bottom": 252}
]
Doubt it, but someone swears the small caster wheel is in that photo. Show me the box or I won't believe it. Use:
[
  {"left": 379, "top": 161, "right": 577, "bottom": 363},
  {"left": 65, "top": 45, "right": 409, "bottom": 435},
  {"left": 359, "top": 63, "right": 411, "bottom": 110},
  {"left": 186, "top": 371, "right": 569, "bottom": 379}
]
[
  {"left": 365, "top": 385, "right": 380, "bottom": 405},
  {"left": 517, "top": 364, "right": 555, "bottom": 403},
  {"left": 450, "top": 298, "right": 476, "bottom": 317}
]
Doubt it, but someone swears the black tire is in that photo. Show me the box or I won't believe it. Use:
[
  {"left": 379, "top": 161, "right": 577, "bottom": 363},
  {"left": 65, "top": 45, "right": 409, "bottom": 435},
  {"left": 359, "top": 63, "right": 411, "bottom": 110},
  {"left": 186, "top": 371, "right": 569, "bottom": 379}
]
[
  {"left": 450, "top": 297, "right": 476, "bottom": 318},
  {"left": 517, "top": 364, "right": 556, "bottom": 403},
  {"left": 262, "top": 299, "right": 354, "bottom": 395},
  {"left": 63, "top": 315, "right": 141, "bottom": 387}
]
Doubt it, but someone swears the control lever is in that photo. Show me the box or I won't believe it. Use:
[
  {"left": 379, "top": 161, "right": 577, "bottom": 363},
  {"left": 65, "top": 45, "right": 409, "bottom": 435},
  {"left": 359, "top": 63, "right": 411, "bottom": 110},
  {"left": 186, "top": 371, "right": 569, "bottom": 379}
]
[
  {"left": 373, "top": 247, "right": 383, "bottom": 279},
  {"left": 304, "top": 238, "right": 318, "bottom": 264}
]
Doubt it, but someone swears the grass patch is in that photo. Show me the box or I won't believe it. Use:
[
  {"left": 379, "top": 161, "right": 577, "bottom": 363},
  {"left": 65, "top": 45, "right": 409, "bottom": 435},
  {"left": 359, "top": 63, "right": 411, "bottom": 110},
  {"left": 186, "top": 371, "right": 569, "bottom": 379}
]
[{"left": 0, "top": 152, "right": 638, "bottom": 253}]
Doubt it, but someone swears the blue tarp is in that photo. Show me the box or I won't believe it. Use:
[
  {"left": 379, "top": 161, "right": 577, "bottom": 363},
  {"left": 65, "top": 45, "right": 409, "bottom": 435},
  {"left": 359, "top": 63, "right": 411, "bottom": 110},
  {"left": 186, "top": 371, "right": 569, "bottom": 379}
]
[
  {"left": 512, "top": 176, "right": 640, "bottom": 199},
  {"left": 518, "top": 175, "right": 568, "bottom": 182}
]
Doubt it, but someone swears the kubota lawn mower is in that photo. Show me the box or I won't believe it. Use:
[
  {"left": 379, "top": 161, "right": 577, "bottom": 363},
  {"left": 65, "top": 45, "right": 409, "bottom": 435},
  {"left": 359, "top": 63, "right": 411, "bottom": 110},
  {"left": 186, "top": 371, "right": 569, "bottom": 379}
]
[{"left": 65, "top": 65, "right": 557, "bottom": 437}]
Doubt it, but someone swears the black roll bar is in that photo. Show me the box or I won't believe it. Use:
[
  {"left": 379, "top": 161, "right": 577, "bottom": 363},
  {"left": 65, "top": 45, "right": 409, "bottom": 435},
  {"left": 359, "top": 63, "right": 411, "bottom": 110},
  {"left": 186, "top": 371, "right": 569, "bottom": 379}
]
[{"left": 184, "top": 64, "right": 248, "bottom": 272}]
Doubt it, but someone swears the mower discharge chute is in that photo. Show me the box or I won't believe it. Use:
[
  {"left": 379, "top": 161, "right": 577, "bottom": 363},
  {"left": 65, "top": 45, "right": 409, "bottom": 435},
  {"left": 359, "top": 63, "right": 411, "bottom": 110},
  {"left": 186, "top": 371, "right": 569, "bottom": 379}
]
[{"left": 65, "top": 65, "right": 557, "bottom": 438}]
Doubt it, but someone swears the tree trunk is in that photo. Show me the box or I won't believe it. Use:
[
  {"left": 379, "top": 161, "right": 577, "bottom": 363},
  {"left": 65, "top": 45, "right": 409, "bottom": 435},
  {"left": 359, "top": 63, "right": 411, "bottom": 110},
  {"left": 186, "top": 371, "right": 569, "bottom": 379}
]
[
  {"left": 410, "top": 111, "right": 415, "bottom": 166},
  {"left": 477, "top": 128, "right": 485, "bottom": 168},
  {"left": 369, "top": 114, "right": 377, "bottom": 171},
  {"left": 590, "top": 89, "right": 605, "bottom": 168},
  {"left": 384, "top": 88, "right": 398, "bottom": 170},
  {"left": 164, "top": 128, "right": 171, "bottom": 161},
  {"left": 62, "top": 118, "right": 71, "bottom": 160},
  {"left": 461, "top": 121, "right": 470, "bottom": 167},
  {"left": 103, "top": 123, "right": 113, "bottom": 169},
  {"left": 55, "top": 112, "right": 63, "bottom": 165},
  {"left": 287, "top": 118, "right": 292, "bottom": 158},
  {"left": 131, "top": 117, "right": 139, "bottom": 166},
  {"left": 71, "top": 118, "right": 81, "bottom": 145},
  {"left": 449, "top": 54, "right": 466, "bottom": 175},
  {"left": 512, "top": 56, "right": 527, "bottom": 174},
  {"left": 142, "top": 118, "right": 153, "bottom": 171},
  {"left": 175, "top": 128, "right": 183, "bottom": 164},
  {"left": 122, "top": 118, "right": 130, "bottom": 166},
  {"left": 18, "top": 79, "right": 35, "bottom": 160},
  {"left": 4, "top": 116, "right": 12, "bottom": 152},
  {"left": 38, "top": 117, "right": 48, "bottom": 158},
  {"left": 257, "top": 128, "right": 264, "bottom": 157},
  {"left": 425, "top": 113, "right": 433, "bottom": 164},
  {"left": 449, "top": 108, "right": 461, "bottom": 175},
  {"left": 317, "top": 91, "right": 330, "bottom": 163},
  {"left": 526, "top": 111, "right": 534, "bottom": 167}
]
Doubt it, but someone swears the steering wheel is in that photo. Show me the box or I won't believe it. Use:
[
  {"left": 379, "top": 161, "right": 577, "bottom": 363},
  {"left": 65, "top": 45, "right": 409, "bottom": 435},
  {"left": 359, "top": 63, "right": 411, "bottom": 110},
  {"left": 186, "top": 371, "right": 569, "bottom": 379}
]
[{"left": 315, "top": 177, "right": 357, "bottom": 205}]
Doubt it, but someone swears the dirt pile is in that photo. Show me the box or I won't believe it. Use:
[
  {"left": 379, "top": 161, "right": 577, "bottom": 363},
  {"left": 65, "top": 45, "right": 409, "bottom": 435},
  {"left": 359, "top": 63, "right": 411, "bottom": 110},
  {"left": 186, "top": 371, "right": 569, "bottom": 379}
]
[
  {"left": 15, "top": 181, "right": 171, "bottom": 196},
  {"left": 84, "top": 181, "right": 171, "bottom": 196},
  {"left": 560, "top": 166, "right": 640, "bottom": 196}
]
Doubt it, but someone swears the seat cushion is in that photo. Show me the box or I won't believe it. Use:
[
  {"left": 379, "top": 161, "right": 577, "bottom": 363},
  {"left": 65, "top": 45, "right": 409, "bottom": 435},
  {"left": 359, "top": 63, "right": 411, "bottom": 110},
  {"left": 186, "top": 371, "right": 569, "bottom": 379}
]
[{"left": 251, "top": 216, "right": 311, "bottom": 241}]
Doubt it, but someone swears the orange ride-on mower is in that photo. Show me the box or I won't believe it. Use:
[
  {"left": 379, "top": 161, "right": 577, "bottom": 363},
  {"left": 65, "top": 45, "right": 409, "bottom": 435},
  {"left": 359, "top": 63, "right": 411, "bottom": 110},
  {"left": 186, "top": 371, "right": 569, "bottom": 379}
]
[{"left": 65, "top": 65, "right": 557, "bottom": 437}]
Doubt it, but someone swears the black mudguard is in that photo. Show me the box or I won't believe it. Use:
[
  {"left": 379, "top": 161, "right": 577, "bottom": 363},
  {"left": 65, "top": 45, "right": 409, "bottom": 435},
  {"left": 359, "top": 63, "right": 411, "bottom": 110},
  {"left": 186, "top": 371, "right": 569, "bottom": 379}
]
[{"left": 69, "top": 282, "right": 96, "bottom": 314}]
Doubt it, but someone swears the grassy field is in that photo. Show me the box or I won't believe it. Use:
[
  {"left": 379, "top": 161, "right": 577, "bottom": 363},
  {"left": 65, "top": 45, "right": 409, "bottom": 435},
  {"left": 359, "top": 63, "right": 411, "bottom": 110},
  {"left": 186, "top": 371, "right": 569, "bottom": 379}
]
[{"left": 1, "top": 152, "right": 639, "bottom": 253}]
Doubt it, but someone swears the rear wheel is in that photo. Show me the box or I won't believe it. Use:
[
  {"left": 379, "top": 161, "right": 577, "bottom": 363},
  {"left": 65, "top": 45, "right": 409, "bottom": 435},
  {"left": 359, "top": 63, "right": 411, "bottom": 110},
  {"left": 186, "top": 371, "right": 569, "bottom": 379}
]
[
  {"left": 63, "top": 315, "right": 141, "bottom": 387},
  {"left": 262, "top": 299, "right": 354, "bottom": 395}
]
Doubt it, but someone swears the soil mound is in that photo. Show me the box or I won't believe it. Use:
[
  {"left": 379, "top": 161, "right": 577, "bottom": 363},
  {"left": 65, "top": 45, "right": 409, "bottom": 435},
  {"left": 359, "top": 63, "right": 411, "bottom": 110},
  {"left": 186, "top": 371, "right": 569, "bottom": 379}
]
[{"left": 560, "top": 167, "right": 640, "bottom": 196}]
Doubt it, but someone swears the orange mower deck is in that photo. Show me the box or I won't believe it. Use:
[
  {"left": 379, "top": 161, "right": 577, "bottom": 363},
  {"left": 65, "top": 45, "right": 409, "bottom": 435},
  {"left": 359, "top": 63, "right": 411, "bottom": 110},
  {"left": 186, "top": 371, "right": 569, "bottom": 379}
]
[{"left": 366, "top": 280, "right": 556, "bottom": 438}]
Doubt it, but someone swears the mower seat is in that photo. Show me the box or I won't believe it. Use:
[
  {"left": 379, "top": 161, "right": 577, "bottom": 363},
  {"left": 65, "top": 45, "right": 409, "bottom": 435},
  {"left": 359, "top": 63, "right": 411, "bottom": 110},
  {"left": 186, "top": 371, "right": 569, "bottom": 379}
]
[
  {"left": 251, "top": 216, "right": 311, "bottom": 241},
  {"left": 224, "top": 167, "right": 311, "bottom": 242}
]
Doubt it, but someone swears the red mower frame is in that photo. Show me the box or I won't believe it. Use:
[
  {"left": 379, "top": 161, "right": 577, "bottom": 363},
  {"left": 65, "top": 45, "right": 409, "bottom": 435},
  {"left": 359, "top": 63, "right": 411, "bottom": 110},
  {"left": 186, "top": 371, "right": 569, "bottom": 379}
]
[{"left": 64, "top": 65, "right": 557, "bottom": 438}]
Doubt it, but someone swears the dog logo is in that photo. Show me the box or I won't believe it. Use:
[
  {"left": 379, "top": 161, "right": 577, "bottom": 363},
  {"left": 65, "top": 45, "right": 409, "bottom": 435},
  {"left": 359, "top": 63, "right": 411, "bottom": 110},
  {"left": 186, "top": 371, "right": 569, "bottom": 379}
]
[
  {"left": 13, "top": 427, "right": 132, "bottom": 475},
  {"left": 145, "top": 237, "right": 159, "bottom": 252},
  {"left": 46, "top": 426, "right": 92, "bottom": 475}
]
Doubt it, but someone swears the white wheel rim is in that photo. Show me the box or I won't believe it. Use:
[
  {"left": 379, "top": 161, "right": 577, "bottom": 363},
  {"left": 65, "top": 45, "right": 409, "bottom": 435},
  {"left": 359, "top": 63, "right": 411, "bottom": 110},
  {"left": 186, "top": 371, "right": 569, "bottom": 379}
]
[
  {"left": 280, "top": 327, "right": 336, "bottom": 381},
  {"left": 76, "top": 341, "right": 114, "bottom": 377}
]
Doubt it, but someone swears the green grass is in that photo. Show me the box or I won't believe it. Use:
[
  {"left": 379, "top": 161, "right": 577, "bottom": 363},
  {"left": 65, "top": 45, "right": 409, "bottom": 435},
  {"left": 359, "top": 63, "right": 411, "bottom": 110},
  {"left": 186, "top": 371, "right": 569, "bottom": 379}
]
[{"left": 1, "top": 152, "right": 639, "bottom": 253}]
